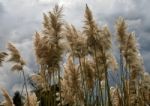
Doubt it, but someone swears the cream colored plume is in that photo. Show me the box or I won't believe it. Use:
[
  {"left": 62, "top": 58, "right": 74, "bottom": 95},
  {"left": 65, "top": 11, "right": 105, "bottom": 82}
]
[
  {"left": 24, "top": 92, "right": 39, "bottom": 106},
  {"left": 110, "top": 87, "right": 121, "bottom": 106},
  {"left": 0, "top": 52, "right": 8, "bottom": 66},
  {"left": 65, "top": 24, "right": 87, "bottom": 57},
  {"left": 61, "top": 55, "right": 83, "bottom": 105},
  {"left": 116, "top": 17, "right": 128, "bottom": 51},
  {"left": 7, "top": 43, "right": 26, "bottom": 72},
  {"left": 30, "top": 73, "right": 46, "bottom": 88},
  {"left": 0, "top": 87, "right": 14, "bottom": 106}
]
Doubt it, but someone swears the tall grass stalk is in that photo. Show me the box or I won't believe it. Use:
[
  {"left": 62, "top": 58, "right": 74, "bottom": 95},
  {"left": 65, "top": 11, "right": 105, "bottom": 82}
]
[{"left": 22, "top": 70, "right": 30, "bottom": 106}]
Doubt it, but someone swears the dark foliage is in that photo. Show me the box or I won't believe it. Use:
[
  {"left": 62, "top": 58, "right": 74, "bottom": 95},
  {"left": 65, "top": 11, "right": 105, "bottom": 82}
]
[{"left": 13, "top": 91, "right": 23, "bottom": 106}]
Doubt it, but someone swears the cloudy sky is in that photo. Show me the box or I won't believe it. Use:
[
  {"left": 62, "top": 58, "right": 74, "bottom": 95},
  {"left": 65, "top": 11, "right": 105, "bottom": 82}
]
[{"left": 0, "top": 0, "right": 149, "bottom": 99}]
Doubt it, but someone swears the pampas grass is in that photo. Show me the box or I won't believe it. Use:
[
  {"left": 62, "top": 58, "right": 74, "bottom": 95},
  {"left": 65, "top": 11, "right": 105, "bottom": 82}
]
[
  {"left": 0, "top": 87, "right": 14, "bottom": 106},
  {"left": 0, "top": 52, "right": 7, "bottom": 66},
  {"left": 65, "top": 24, "right": 87, "bottom": 57},
  {"left": 110, "top": 87, "right": 121, "bottom": 106},
  {"left": 24, "top": 93, "right": 39, "bottom": 106},
  {"left": 7, "top": 43, "right": 26, "bottom": 71},
  {"left": 0, "top": 4, "right": 149, "bottom": 106},
  {"left": 33, "top": 5, "right": 65, "bottom": 106},
  {"left": 61, "top": 55, "right": 84, "bottom": 105},
  {"left": 7, "top": 43, "right": 30, "bottom": 106}
]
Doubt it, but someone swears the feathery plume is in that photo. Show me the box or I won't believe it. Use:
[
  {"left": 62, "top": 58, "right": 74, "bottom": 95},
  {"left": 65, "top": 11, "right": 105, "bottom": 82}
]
[
  {"left": 24, "top": 93, "right": 39, "bottom": 106},
  {"left": 7, "top": 43, "right": 26, "bottom": 72},
  {"left": 42, "top": 5, "right": 63, "bottom": 45},
  {"left": 30, "top": 73, "right": 46, "bottom": 89},
  {"left": 82, "top": 58, "right": 95, "bottom": 90},
  {"left": 33, "top": 32, "right": 47, "bottom": 65},
  {"left": 65, "top": 24, "right": 87, "bottom": 57},
  {"left": 7, "top": 43, "right": 24, "bottom": 64},
  {"left": 0, "top": 52, "right": 8, "bottom": 66},
  {"left": 0, "top": 87, "right": 14, "bottom": 106},
  {"left": 101, "top": 25, "right": 112, "bottom": 51},
  {"left": 83, "top": 4, "right": 102, "bottom": 53},
  {"left": 11, "top": 64, "right": 23, "bottom": 72},
  {"left": 140, "top": 72, "right": 150, "bottom": 104},
  {"left": 116, "top": 17, "right": 128, "bottom": 52},
  {"left": 34, "top": 5, "right": 65, "bottom": 71},
  {"left": 128, "top": 80, "right": 137, "bottom": 105},
  {"left": 110, "top": 87, "right": 121, "bottom": 106},
  {"left": 33, "top": 6, "right": 65, "bottom": 106},
  {"left": 61, "top": 55, "right": 83, "bottom": 105},
  {"left": 107, "top": 54, "right": 118, "bottom": 71},
  {"left": 124, "top": 32, "right": 143, "bottom": 79}
]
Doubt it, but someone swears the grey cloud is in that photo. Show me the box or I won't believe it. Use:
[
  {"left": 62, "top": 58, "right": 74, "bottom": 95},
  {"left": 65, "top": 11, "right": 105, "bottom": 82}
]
[{"left": 0, "top": 3, "right": 4, "bottom": 15}]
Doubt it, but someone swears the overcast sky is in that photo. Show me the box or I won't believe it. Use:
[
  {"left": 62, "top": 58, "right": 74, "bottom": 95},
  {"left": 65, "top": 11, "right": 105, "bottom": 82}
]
[{"left": 0, "top": 0, "right": 149, "bottom": 99}]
